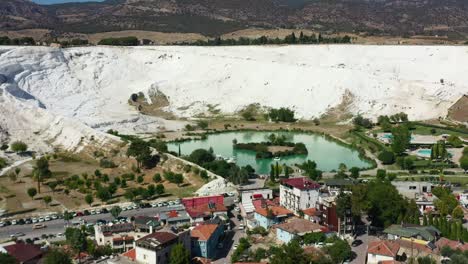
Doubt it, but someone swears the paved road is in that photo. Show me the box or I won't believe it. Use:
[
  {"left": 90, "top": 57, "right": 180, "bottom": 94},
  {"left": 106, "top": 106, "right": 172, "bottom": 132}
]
[
  {"left": 0, "top": 206, "right": 182, "bottom": 241},
  {"left": 350, "top": 226, "right": 378, "bottom": 264},
  {"left": 213, "top": 212, "right": 246, "bottom": 264}
]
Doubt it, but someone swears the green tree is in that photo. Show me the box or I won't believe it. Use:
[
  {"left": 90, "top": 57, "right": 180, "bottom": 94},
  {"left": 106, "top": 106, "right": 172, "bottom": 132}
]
[
  {"left": 10, "top": 141, "right": 27, "bottom": 152},
  {"left": 65, "top": 227, "right": 87, "bottom": 262},
  {"left": 452, "top": 206, "right": 464, "bottom": 220},
  {"left": 48, "top": 181, "right": 58, "bottom": 193},
  {"left": 126, "top": 139, "right": 152, "bottom": 169},
  {"left": 349, "top": 167, "right": 360, "bottom": 179},
  {"left": 325, "top": 239, "right": 352, "bottom": 264},
  {"left": 137, "top": 175, "right": 144, "bottom": 184},
  {"left": 0, "top": 252, "right": 16, "bottom": 264},
  {"left": 33, "top": 157, "right": 51, "bottom": 193},
  {"left": 270, "top": 164, "right": 276, "bottom": 182},
  {"left": 27, "top": 187, "right": 37, "bottom": 200},
  {"left": 270, "top": 240, "right": 311, "bottom": 264},
  {"left": 85, "top": 194, "right": 94, "bottom": 205},
  {"left": 110, "top": 206, "right": 122, "bottom": 219},
  {"left": 153, "top": 173, "right": 162, "bottom": 182},
  {"left": 43, "top": 195, "right": 52, "bottom": 207},
  {"left": 376, "top": 169, "right": 386, "bottom": 181},
  {"left": 156, "top": 184, "right": 165, "bottom": 195},
  {"left": 378, "top": 151, "right": 395, "bottom": 165},
  {"left": 422, "top": 215, "right": 428, "bottom": 226},
  {"left": 169, "top": 243, "right": 190, "bottom": 264},
  {"left": 391, "top": 125, "right": 411, "bottom": 155},
  {"left": 44, "top": 249, "right": 72, "bottom": 264},
  {"left": 460, "top": 156, "right": 468, "bottom": 172}
]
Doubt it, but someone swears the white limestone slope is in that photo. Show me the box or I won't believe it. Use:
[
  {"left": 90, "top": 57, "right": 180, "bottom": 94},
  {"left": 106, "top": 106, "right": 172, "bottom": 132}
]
[{"left": 0, "top": 45, "right": 467, "bottom": 152}]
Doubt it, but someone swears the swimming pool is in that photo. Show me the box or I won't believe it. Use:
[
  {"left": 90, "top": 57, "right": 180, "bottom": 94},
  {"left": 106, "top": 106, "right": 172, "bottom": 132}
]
[{"left": 417, "top": 149, "right": 432, "bottom": 157}]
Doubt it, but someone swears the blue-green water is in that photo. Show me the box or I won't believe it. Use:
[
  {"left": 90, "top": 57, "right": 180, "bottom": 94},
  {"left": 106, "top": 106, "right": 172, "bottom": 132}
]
[{"left": 168, "top": 131, "right": 372, "bottom": 174}]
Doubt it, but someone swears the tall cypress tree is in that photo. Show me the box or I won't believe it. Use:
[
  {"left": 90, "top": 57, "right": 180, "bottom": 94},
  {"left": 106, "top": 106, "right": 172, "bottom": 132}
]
[
  {"left": 428, "top": 214, "right": 433, "bottom": 226},
  {"left": 423, "top": 215, "right": 428, "bottom": 226}
]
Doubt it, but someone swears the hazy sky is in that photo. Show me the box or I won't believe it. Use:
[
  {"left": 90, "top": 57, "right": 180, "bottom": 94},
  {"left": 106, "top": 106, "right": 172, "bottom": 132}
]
[{"left": 32, "top": 0, "right": 104, "bottom": 4}]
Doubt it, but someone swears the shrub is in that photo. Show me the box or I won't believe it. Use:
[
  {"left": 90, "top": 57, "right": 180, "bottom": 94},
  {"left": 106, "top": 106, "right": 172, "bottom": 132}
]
[
  {"left": 100, "top": 158, "right": 117, "bottom": 168},
  {"left": 10, "top": 141, "right": 27, "bottom": 152}
]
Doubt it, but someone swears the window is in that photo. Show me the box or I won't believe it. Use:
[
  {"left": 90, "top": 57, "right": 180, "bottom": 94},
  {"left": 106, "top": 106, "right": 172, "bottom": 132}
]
[{"left": 409, "top": 186, "right": 416, "bottom": 190}]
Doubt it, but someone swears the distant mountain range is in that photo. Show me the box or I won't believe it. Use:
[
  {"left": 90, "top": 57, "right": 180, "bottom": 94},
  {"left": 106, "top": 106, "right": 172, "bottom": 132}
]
[{"left": 1, "top": 0, "right": 468, "bottom": 38}]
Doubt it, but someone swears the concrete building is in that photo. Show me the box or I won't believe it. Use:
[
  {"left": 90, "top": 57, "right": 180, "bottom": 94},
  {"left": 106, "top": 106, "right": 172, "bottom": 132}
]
[
  {"left": 95, "top": 223, "right": 147, "bottom": 253},
  {"left": 392, "top": 181, "right": 434, "bottom": 199},
  {"left": 191, "top": 223, "right": 224, "bottom": 259},
  {"left": 275, "top": 218, "right": 324, "bottom": 244},
  {"left": 253, "top": 205, "right": 293, "bottom": 229},
  {"left": 135, "top": 229, "right": 190, "bottom": 264},
  {"left": 367, "top": 240, "right": 400, "bottom": 264},
  {"left": 279, "top": 177, "right": 321, "bottom": 212},
  {"left": 182, "top": 195, "right": 228, "bottom": 223},
  {"left": 240, "top": 188, "right": 273, "bottom": 214}
]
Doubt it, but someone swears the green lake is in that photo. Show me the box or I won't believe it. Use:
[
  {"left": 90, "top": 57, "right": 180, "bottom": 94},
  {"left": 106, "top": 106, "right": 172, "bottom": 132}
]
[{"left": 167, "top": 131, "right": 372, "bottom": 174}]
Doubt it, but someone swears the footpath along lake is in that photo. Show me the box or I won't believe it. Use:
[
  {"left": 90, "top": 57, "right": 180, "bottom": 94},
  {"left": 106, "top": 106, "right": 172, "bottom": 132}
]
[{"left": 168, "top": 131, "right": 372, "bottom": 175}]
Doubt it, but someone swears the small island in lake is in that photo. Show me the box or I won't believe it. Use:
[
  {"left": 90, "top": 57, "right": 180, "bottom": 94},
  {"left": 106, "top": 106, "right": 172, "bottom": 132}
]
[{"left": 233, "top": 134, "right": 308, "bottom": 159}]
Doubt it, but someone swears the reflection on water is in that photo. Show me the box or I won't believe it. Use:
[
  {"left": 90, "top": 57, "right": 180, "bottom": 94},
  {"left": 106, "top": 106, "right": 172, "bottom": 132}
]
[{"left": 168, "top": 131, "right": 371, "bottom": 174}]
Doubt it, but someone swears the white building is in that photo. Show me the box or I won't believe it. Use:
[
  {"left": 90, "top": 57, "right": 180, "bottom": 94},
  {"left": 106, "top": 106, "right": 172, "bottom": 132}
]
[
  {"left": 280, "top": 177, "right": 321, "bottom": 212},
  {"left": 135, "top": 230, "right": 190, "bottom": 264},
  {"left": 240, "top": 188, "right": 273, "bottom": 214},
  {"left": 367, "top": 240, "right": 400, "bottom": 264}
]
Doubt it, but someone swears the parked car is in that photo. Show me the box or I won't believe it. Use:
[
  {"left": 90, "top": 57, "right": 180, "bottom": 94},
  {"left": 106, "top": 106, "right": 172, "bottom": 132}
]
[
  {"left": 351, "top": 240, "right": 363, "bottom": 247},
  {"left": 90, "top": 210, "right": 96, "bottom": 215},
  {"left": 51, "top": 215, "right": 58, "bottom": 220},
  {"left": 38, "top": 217, "right": 44, "bottom": 222},
  {"left": 25, "top": 218, "right": 32, "bottom": 224},
  {"left": 0, "top": 222, "right": 5, "bottom": 227},
  {"left": 44, "top": 216, "right": 51, "bottom": 221},
  {"left": 18, "top": 219, "right": 25, "bottom": 225},
  {"left": 32, "top": 218, "right": 38, "bottom": 223},
  {"left": 75, "top": 212, "right": 84, "bottom": 217}
]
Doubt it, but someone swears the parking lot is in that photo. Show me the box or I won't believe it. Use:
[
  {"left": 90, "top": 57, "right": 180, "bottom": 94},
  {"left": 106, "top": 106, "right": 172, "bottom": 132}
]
[{"left": 0, "top": 199, "right": 183, "bottom": 241}]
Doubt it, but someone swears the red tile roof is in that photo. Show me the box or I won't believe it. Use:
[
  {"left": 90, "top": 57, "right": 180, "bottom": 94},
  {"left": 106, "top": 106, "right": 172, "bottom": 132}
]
[
  {"left": 367, "top": 240, "right": 400, "bottom": 257},
  {"left": 255, "top": 205, "right": 292, "bottom": 218},
  {"left": 191, "top": 224, "right": 219, "bottom": 241},
  {"left": 435, "top": 237, "right": 468, "bottom": 252},
  {"left": 280, "top": 177, "right": 320, "bottom": 190},
  {"left": 4, "top": 243, "right": 42, "bottom": 263},
  {"left": 182, "top": 195, "right": 224, "bottom": 208},
  {"left": 275, "top": 218, "right": 324, "bottom": 235},
  {"left": 185, "top": 203, "right": 227, "bottom": 218},
  {"left": 302, "top": 208, "right": 321, "bottom": 217},
  {"left": 122, "top": 248, "right": 136, "bottom": 261},
  {"left": 167, "top": 210, "right": 179, "bottom": 218}
]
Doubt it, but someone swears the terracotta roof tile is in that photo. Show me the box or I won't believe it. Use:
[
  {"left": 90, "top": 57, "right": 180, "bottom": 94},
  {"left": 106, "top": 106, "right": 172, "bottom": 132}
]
[
  {"left": 275, "top": 218, "right": 324, "bottom": 235},
  {"left": 122, "top": 248, "right": 136, "bottom": 261},
  {"left": 255, "top": 205, "right": 292, "bottom": 218},
  {"left": 435, "top": 237, "right": 468, "bottom": 252},
  {"left": 4, "top": 243, "right": 42, "bottom": 263},
  {"left": 367, "top": 240, "right": 400, "bottom": 257},
  {"left": 191, "top": 224, "right": 219, "bottom": 241},
  {"left": 302, "top": 208, "right": 321, "bottom": 217}
]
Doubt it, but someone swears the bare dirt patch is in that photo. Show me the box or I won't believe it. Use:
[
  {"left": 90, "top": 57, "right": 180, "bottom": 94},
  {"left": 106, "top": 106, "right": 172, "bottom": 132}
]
[{"left": 267, "top": 146, "right": 293, "bottom": 154}]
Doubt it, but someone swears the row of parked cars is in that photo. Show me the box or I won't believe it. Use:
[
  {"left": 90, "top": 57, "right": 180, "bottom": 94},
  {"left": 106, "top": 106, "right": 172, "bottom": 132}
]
[
  {"left": 0, "top": 199, "right": 183, "bottom": 228},
  {"left": 0, "top": 214, "right": 61, "bottom": 227}
]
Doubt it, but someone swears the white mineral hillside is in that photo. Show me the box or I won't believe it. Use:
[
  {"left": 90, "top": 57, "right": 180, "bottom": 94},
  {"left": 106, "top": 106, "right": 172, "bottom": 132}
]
[{"left": 0, "top": 45, "right": 467, "bottom": 152}]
